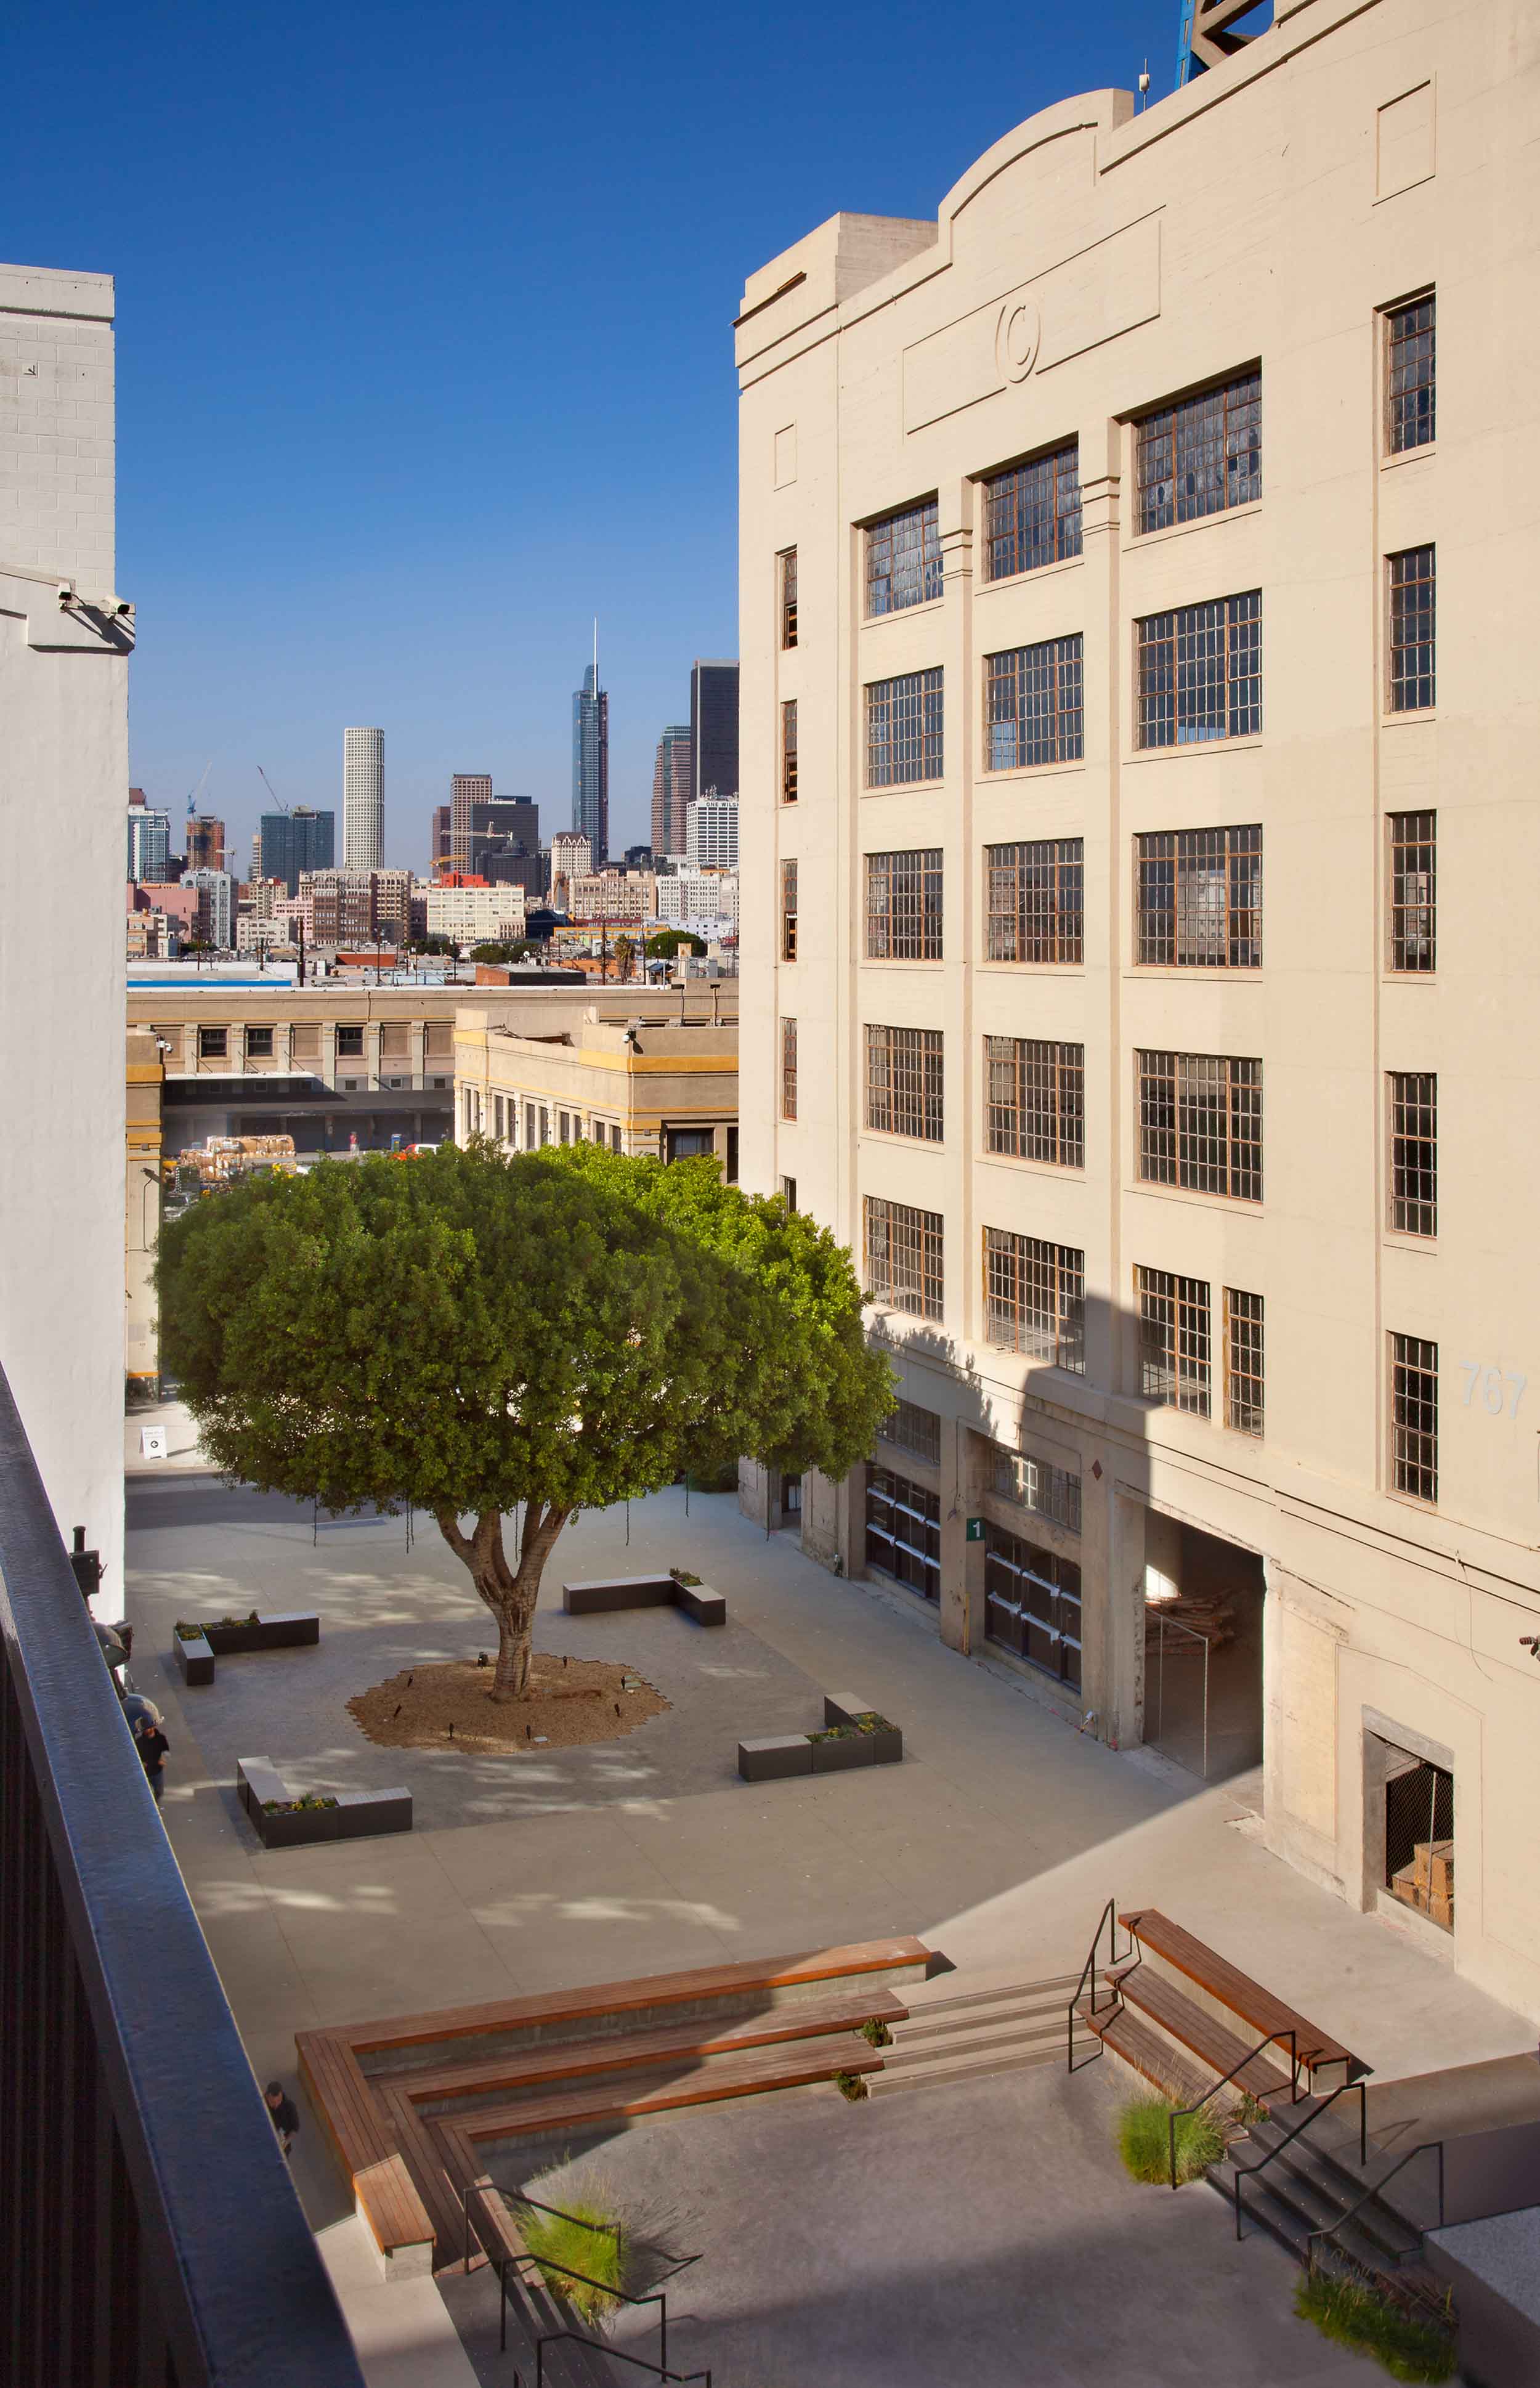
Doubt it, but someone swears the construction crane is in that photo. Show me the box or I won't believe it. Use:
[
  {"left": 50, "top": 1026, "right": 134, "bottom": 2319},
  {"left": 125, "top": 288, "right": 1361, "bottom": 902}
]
[
  {"left": 184, "top": 759, "right": 212, "bottom": 832},
  {"left": 256, "top": 765, "right": 288, "bottom": 815}
]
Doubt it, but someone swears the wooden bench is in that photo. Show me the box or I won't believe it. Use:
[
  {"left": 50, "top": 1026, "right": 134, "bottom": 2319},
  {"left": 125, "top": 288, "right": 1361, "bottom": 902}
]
[
  {"left": 1119, "top": 1907, "right": 1363, "bottom": 2082},
  {"left": 296, "top": 2029, "right": 436, "bottom": 2275},
  {"left": 562, "top": 1572, "right": 726, "bottom": 1627}
]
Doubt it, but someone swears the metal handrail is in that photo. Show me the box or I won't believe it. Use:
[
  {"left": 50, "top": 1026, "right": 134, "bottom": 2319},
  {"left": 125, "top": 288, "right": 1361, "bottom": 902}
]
[
  {"left": 1233, "top": 2074, "right": 1370, "bottom": 2238},
  {"left": 496, "top": 2254, "right": 667, "bottom": 2369},
  {"left": 1066, "top": 1898, "right": 1135, "bottom": 2074},
  {"left": 1167, "top": 2027, "right": 1300, "bottom": 2190},
  {"left": 537, "top": 2331, "right": 710, "bottom": 2387},
  {"left": 463, "top": 2177, "right": 622, "bottom": 2271},
  {"left": 1306, "top": 2139, "right": 1445, "bottom": 2273}
]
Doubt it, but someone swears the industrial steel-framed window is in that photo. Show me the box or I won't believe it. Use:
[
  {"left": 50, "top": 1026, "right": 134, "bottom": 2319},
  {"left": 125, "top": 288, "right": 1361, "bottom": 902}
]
[
  {"left": 1136, "top": 825, "right": 1262, "bottom": 967},
  {"left": 1390, "top": 1332, "right": 1438, "bottom": 1502},
  {"left": 1224, "top": 1288, "right": 1265, "bottom": 1437},
  {"left": 864, "top": 1194, "right": 944, "bottom": 1321},
  {"left": 865, "top": 1466, "right": 941, "bottom": 1601},
  {"left": 984, "top": 839, "right": 1083, "bottom": 964},
  {"left": 1385, "top": 294, "right": 1435, "bottom": 454},
  {"left": 1136, "top": 591, "right": 1262, "bottom": 746},
  {"left": 984, "top": 636, "right": 1084, "bottom": 770},
  {"left": 984, "top": 1522, "right": 1082, "bottom": 1687},
  {"left": 865, "top": 1025, "right": 944, "bottom": 1143},
  {"left": 880, "top": 1397, "right": 942, "bottom": 1468},
  {"left": 983, "top": 443, "right": 1083, "bottom": 580},
  {"left": 865, "top": 848, "right": 943, "bottom": 960},
  {"left": 865, "top": 499, "right": 942, "bottom": 616},
  {"left": 779, "top": 547, "right": 798, "bottom": 648},
  {"left": 1137, "top": 1050, "right": 1263, "bottom": 1202},
  {"left": 1137, "top": 1266, "right": 1212, "bottom": 1416},
  {"left": 1388, "top": 811, "right": 1436, "bottom": 972},
  {"left": 245, "top": 1026, "right": 274, "bottom": 1057},
  {"left": 983, "top": 1229, "right": 1085, "bottom": 1373},
  {"left": 984, "top": 1036, "right": 1084, "bottom": 1168},
  {"left": 336, "top": 1024, "right": 365, "bottom": 1056},
  {"left": 1135, "top": 370, "right": 1262, "bottom": 533},
  {"left": 198, "top": 1025, "right": 227, "bottom": 1058},
  {"left": 780, "top": 1017, "right": 797, "bottom": 1121},
  {"left": 781, "top": 699, "right": 798, "bottom": 803},
  {"left": 867, "top": 667, "right": 944, "bottom": 786},
  {"left": 1388, "top": 546, "right": 1436, "bottom": 712},
  {"left": 1388, "top": 1072, "right": 1437, "bottom": 1237},
  {"left": 987, "top": 1443, "right": 1082, "bottom": 1534},
  {"left": 780, "top": 858, "right": 798, "bottom": 961}
]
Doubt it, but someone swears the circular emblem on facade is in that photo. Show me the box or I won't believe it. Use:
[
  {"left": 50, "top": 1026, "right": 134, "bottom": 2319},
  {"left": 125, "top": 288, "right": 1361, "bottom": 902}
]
[{"left": 996, "top": 298, "right": 1042, "bottom": 385}]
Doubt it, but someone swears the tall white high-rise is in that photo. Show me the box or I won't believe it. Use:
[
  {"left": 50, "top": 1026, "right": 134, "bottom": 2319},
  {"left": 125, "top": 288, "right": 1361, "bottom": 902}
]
[{"left": 342, "top": 726, "right": 384, "bottom": 870}]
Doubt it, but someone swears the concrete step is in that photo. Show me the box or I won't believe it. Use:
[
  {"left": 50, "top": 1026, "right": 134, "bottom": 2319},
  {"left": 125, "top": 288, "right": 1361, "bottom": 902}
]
[{"left": 873, "top": 1977, "right": 1077, "bottom": 2097}]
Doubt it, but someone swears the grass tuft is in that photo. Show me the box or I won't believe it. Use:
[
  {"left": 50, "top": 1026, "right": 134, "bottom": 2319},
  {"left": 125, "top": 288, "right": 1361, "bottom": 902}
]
[
  {"left": 1294, "top": 2270, "right": 1456, "bottom": 2382},
  {"left": 833, "top": 2069, "right": 869, "bottom": 2102},
  {"left": 1116, "top": 2092, "right": 1225, "bottom": 2185},
  {"left": 516, "top": 2197, "right": 626, "bottom": 2325}
]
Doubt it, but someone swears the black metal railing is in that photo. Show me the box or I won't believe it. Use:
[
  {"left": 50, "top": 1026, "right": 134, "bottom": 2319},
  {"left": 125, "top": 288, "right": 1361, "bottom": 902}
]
[
  {"left": 1066, "top": 1898, "right": 1135, "bottom": 2073},
  {"left": 1233, "top": 2074, "right": 1371, "bottom": 2238},
  {"left": 464, "top": 2179, "right": 622, "bottom": 2273},
  {"left": 1167, "top": 2027, "right": 1302, "bottom": 2188},
  {"left": 0, "top": 1362, "right": 365, "bottom": 2386},
  {"left": 1305, "top": 2140, "right": 1445, "bottom": 2274}
]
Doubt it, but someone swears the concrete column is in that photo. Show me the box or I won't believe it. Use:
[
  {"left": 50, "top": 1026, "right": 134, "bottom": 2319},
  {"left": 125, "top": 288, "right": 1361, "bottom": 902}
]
[
  {"left": 364, "top": 1023, "right": 383, "bottom": 1088},
  {"left": 320, "top": 1022, "right": 338, "bottom": 1088},
  {"left": 1102, "top": 1492, "right": 1148, "bottom": 1751},
  {"left": 410, "top": 1021, "right": 426, "bottom": 1086},
  {"left": 941, "top": 1429, "right": 990, "bottom": 1655},
  {"left": 737, "top": 1458, "right": 774, "bottom": 1532},
  {"left": 274, "top": 1021, "right": 292, "bottom": 1074}
]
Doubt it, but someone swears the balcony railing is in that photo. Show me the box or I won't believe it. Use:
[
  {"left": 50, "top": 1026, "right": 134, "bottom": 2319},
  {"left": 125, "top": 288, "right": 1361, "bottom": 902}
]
[{"left": 0, "top": 1363, "right": 365, "bottom": 2387}]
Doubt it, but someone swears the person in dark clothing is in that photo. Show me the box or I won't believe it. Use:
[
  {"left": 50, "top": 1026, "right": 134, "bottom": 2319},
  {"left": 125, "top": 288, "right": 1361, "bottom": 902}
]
[
  {"left": 265, "top": 2082, "right": 301, "bottom": 2158},
  {"left": 132, "top": 1709, "right": 170, "bottom": 1803}
]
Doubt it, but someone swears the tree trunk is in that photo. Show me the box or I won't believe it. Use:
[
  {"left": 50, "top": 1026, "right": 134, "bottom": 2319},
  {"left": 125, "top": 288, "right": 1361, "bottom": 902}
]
[{"left": 434, "top": 1501, "right": 570, "bottom": 1699}]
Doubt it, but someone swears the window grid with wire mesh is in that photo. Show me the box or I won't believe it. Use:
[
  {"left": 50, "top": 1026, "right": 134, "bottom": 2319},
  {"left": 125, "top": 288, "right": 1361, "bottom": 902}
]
[
  {"left": 866, "top": 499, "right": 942, "bottom": 616},
  {"left": 984, "top": 1036, "right": 1084, "bottom": 1167},
  {"left": 987, "top": 1444, "right": 1082, "bottom": 1534},
  {"left": 863, "top": 1194, "right": 944, "bottom": 1321},
  {"left": 984, "top": 636, "right": 1084, "bottom": 770},
  {"left": 1137, "top": 591, "right": 1262, "bottom": 746},
  {"left": 983, "top": 443, "right": 1083, "bottom": 580},
  {"left": 879, "top": 1398, "right": 942, "bottom": 1468},
  {"left": 1136, "top": 370, "right": 1262, "bottom": 532},
  {"left": 780, "top": 699, "right": 798, "bottom": 803},
  {"left": 1224, "top": 1288, "right": 1265, "bottom": 1436},
  {"left": 984, "top": 839, "right": 1083, "bottom": 963},
  {"left": 1137, "top": 1050, "right": 1263, "bottom": 1201},
  {"left": 865, "top": 1024, "right": 944, "bottom": 1142},
  {"left": 865, "top": 848, "right": 943, "bottom": 960},
  {"left": 1388, "top": 1072, "right": 1437, "bottom": 1237},
  {"left": 779, "top": 547, "right": 798, "bottom": 648},
  {"left": 983, "top": 1230, "right": 1085, "bottom": 1372},
  {"left": 1388, "top": 811, "right": 1436, "bottom": 972},
  {"left": 1386, "top": 296, "right": 1435, "bottom": 453},
  {"left": 1137, "top": 1267, "right": 1212, "bottom": 1416},
  {"left": 780, "top": 858, "right": 797, "bottom": 960},
  {"left": 1388, "top": 546, "right": 1436, "bottom": 712},
  {"left": 984, "top": 1523, "right": 1082, "bottom": 1687},
  {"left": 780, "top": 1017, "right": 797, "bottom": 1121},
  {"left": 1136, "top": 825, "right": 1262, "bottom": 967},
  {"left": 1390, "top": 1333, "right": 1438, "bottom": 1501},
  {"left": 867, "top": 667, "right": 944, "bottom": 786},
  {"left": 865, "top": 1466, "right": 941, "bottom": 1601}
]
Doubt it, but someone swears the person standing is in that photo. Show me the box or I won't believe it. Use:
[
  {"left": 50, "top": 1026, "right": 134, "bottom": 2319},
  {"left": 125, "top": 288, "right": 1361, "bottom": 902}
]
[
  {"left": 132, "top": 1705, "right": 170, "bottom": 1803},
  {"left": 265, "top": 2082, "right": 301, "bottom": 2158}
]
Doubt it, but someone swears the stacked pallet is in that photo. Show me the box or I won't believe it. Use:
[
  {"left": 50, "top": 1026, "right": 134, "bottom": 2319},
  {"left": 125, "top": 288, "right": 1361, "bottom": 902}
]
[
  {"left": 1143, "top": 1591, "right": 1235, "bottom": 1652},
  {"left": 1390, "top": 1839, "right": 1453, "bottom": 1929}
]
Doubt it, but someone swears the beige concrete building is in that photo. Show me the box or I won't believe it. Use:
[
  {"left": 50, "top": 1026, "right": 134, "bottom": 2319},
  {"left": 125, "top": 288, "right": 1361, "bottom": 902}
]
[
  {"left": 737, "top": 0, "right": 1540, "bottom": 2015},
  {"left": 456, "top": 988, "right": 738, "bottom": 1173},
  {"left": 125, "top": 1028, "right": 164, "bottom": 1386}
]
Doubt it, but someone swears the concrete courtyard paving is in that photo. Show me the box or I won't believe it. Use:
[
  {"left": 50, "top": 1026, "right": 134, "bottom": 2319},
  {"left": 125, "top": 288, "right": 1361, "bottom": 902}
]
[{"left": 125, "top": 1468, "right": 1536, "bottom": 2386}]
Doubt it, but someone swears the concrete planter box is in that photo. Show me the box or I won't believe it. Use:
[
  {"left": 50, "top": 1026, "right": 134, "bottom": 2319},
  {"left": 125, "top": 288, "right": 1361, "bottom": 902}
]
[
  {"left": 564, "top": 1574, "right": 726, "bottom": 1628},
  {"left": 738, "top": 1694, "right": 904, "bottom": 1782},
  {"left": 738, "top": 1734, "right": 814, "bottom": 1782},
  {"left": 175, "top": 1611, "right": 320, "bottom": 1686},
  {"left": 237, "top": 1756, "right": 411, "bottom": 1850},
  {"left": 810, "top": 1732, "right": 876, "bottom": 1773}
]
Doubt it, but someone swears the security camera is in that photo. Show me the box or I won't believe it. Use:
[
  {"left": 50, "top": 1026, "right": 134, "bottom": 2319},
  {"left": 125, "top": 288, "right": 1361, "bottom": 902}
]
[
  {"left": 57, "top": 581, "right": 75, "bottom": 607},
  {"left": 113, "top": 597, "right": 134, "bottom": 619}
]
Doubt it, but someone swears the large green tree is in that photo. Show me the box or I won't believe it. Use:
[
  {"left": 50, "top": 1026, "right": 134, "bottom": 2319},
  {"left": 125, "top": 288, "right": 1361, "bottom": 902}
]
[{"left": 158, "top": 1144, "right": 893, "bottom": 1697}]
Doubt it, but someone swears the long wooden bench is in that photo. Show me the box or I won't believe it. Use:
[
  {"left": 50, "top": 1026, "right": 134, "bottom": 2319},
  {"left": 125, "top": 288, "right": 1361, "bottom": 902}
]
[
  {"left": 296, "top": 2031, "right": 435, "bottom": 2274},
  {"left": 1091, "top": 1967, "right": 1294, "bottom": 2103},
  {"left": 463, "top": 2035, "right": 890, "bottom": 2150},
  {"left": 1119, "top": 1908, "right": 1363, "bottom": 2082}
]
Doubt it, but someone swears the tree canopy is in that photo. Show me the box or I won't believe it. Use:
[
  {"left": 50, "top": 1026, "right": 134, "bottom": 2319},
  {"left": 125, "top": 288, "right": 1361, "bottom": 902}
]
[
  {"left": 158, "top": 1143, "right": 894, "bottom": 1691},
  {"left": 645, "top": 929, "right": 707, "bottom": 959}
]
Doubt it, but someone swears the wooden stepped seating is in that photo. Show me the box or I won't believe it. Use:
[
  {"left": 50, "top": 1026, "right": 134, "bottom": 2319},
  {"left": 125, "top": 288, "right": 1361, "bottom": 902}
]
[
  {"left": 1083, "top": 1966, "right": 1294, "bottom": 2106},
  {"left": 1119, "top": 1909, "right": 1362, "bottom": 2085},
  {"left": 298, "top": 1935, "right": 930, "bottom": 2275}
]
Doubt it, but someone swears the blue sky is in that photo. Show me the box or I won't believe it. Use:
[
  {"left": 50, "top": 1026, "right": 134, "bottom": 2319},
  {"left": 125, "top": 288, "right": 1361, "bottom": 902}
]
[{"left": 10, "top": 0, "right": 1170, "bottom": 863}]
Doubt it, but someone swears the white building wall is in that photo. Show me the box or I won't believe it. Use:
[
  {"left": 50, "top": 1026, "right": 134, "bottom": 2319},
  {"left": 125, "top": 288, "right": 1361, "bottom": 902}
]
[
  {"left": 342, "top": 725, "right": 384, "bottom": 871},
  {"left": 0, "top": 262, "right": 129, "bottom": 1602}
]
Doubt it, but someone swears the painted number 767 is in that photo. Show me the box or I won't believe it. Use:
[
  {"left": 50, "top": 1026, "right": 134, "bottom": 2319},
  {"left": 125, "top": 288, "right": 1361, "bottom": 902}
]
[{"left": 1457, "top": 1361, "right": 1526, "bottom": 1418}]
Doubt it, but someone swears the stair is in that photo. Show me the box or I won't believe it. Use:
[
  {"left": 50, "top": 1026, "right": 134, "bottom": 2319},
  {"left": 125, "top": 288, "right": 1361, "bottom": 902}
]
[{"left": 870, "top": 1975, "right": 1076, "bottom": 2097}]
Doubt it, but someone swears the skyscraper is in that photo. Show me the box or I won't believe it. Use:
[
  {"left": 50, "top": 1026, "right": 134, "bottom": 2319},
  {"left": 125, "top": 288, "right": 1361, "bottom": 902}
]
[
  {"left": 126, "top": 790, "right": 171, "bottom": 883},
  {"left": 449, "top": 772, "right": 493, "bottom": 872},
  {"left": 651, "top": 723, "right": 692, "bottom": 858},
  {"left": 343, "top": 726, "right": 384, "bottom": 870},
  {"left": 572, "top": 650, "right": 609, "bottom": 865},
  {"left": 431, "top": 803, "right": 452, "bottom": 872},
  {"left": 260, "top": 806, "right": 335, "bottom": 896},
  {"left": 185, "top": 814, "right": 226, "bottom": 875},
  {"left": 689, "top": 660, "right": 739, "bottom": 805}
]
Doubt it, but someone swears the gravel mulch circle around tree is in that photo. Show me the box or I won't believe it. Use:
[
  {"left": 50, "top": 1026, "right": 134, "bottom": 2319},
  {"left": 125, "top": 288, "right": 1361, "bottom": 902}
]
[{"left": 347, "top": 1654, "right": 671, "bottom": 1756}]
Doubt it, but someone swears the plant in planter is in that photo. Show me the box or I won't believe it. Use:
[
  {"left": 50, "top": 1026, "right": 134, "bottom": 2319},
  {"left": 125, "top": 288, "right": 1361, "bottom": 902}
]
[
  {"left": 174, "top": 1622, "right": 205, "bottom": 1641},
  {"left": 669, "top": 1567, "right": 702, "bottom": 1587},
  {"left": 858, "top": 2018, "right": 892, "bottom": 2048},
  {"left": 1116, "top": 2092, "right": 1224, "bottom": 2186},
  {"left": 262, "top": 1793, "right": 339, "bottom": 1814},
  {"left": 833, "top": 2070, "right": 869, "bottom": 2103},
  {"left": 1293, "top": 2270, "right": 1455, "bottom": 2383}
]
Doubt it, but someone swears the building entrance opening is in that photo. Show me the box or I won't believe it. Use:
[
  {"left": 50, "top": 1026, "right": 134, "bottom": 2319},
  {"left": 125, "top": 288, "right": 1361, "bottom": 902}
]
[
  {"left": 1382, "top": 1745, "right": 1454, "bottom": 1932},
  {"left": 1142, "top": 1513, "right": 1264, "bottom": 1782}
]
